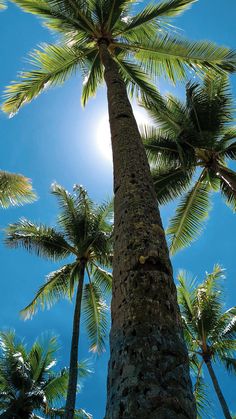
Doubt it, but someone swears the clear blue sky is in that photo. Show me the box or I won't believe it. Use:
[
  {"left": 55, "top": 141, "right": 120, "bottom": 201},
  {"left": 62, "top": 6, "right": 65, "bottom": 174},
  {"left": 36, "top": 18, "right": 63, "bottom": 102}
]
[{"left": 0, "top": 1, "right": 236, "bottom": 418}]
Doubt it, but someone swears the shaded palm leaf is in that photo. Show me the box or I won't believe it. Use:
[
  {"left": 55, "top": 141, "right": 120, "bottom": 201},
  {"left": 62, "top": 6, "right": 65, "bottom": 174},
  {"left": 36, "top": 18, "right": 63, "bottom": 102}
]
[
  {"left": 167, "top": 173, "right": 212, "bottom": 254},
  {"left": 82, "top": 282, "right": 108, "bottom": 353},
  {"left": 20, "top": 263, "right": 79, "bottom": 319},
  {"left": 5, "top": 218, "right": 71, "bottom": 260}
]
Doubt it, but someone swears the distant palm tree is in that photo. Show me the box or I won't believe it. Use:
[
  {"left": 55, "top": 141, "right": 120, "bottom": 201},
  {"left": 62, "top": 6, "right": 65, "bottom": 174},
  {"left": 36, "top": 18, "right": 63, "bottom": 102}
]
[
  {"left": 0, "top": 170, "right": 36, "bottom": 208},
  {"left": 0, "top": 330, "right": 91, "bottom": 418},
  {"left": 3, "top": 1, "right": 236, "bottom": 416},
  {"left": 143, "top": 76, "right": 236, "bottom": 254},
  {"left": 5, "top": 183, "right": 112, "bottom": 418},
  {"left": 177, "top": 265, "right": 236, "bottom": 419}
]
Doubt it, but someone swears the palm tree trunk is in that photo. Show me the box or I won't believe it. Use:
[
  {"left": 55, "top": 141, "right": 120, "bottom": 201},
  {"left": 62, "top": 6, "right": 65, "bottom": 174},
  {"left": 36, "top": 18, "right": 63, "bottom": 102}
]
[
  {"left": 205, "top": 360, "right": 232, "bottom": 419},
  {"left": 64, "top": 263, "right": 85, "bottom": 419},
  {"left": 99, "top": 41, "right": 196, "bottom": 419}
]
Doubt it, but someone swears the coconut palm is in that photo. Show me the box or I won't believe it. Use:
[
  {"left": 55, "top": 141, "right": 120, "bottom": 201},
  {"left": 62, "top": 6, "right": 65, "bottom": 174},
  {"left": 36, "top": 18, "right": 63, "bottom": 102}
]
[
  {"left": 177, "top": 265, "right": 236, "bottom": 419},
  {"left": 0, "top": 330, "right": 91, "bottom": 419},
  {"left": 2, "top": 1, "right": 236, "bottom": 417},
  {"left": 0, "top": 170, "right": 36, "bottom": 208},
  {"left": 5, "top": 183, "right": 113, "bottom": 418},
  {"left": 142, "top": 75, "right": 236, "bottom": 254}
]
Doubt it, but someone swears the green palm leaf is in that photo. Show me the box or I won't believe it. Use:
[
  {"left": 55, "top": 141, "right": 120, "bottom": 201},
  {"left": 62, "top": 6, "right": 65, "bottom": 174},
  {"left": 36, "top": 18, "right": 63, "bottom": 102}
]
[
  {"left": 216, "top": 165, "right": 236, "bottom": 211},
  {"left": 123, "top": 36, "right": 236, "bottom": 83},
  {"left": 0, "top": 171, "right": 36, "bottom": 208},
  {"left": 82, "top": 282, "right": 108, "bottom": 354},
  {"left": 167, "top": 172, "right": 212, "bottom": 254},
  {"left": 5, "top": 218, "right": 71, "bottom": 260},
  {"left": 20, "top": 263, "right": 78, "bottom": 319},
  {"left": 152, "top": 166, "right": 194, "bottom": 205},
  {"left": 119, "top": 0, "right": 197, "bottom": 35},
  {"left": 81, "top": 51, "right": 104, "bottom": 106},
  {"left": 2, "top": 43, "right": 87, "bottom": 116}
]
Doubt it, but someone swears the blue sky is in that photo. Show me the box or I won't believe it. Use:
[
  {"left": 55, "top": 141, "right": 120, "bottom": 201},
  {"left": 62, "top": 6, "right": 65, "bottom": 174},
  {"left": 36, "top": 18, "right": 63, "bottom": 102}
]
[{"left": 0, "top": 1, "right": 236, "bottom": 417}]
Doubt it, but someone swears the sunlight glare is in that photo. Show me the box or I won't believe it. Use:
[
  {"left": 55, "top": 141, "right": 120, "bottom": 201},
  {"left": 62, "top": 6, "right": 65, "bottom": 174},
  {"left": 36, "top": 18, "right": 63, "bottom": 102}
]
[{"left": 96, "top": 107, "right": 150, "bottom": 162}]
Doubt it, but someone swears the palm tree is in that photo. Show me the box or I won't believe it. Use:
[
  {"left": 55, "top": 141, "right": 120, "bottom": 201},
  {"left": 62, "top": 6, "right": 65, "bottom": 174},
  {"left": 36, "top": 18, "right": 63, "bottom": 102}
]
[
  {"left": 0, "top": 330, "right": 91, "bottom": 418},
  {"left": 177, "top": 265, "right": 236, "bottom": 419},
  {"left": 5, "top": 183, "right": 113, "bottom": 418},
  {"left": 142, "top": 75, "right": 236, "bottom": 254},
  {"left": 2, "top": 1, "right": 236, "bottom": 416},
  {"left": 0, "top": 170, "right": 36, "bottom": 208}
]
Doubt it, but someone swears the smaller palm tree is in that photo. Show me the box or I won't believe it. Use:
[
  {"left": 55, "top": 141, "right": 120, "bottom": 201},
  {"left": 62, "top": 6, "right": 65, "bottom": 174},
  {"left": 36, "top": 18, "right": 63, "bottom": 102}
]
[
  {"left": 0, "top": 170, "right": 36, "bottom": 208},
  {"left": 5, "top": 183, "right": 112, "bottom": 418},
  {"left": 177, "top": 265, "right": 236, "bottom": 419},
  {"left": 142, "top": 76, "right": 236, "bottom": 254},
  {"left": 0, "top": 330, "right": 91, "bottom": 419}
]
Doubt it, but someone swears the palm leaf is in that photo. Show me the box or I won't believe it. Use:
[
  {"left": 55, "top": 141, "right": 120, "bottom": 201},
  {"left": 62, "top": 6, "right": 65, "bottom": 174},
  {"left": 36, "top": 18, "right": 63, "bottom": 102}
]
[
  {"left": 20, "top": 263, "right": 78, "bottom": 319},
  {"left": 2, "top": 43, "right": 87, "bottom": 116},
  {"left": 91, "top": 264, "right": 112, "bottom": 294},
  {"left": 115, "top": 57, "right": 163, "bottom": 104},
  {"left": 152, "top": 166, "right": 194, "bottom": 205},
  {"left": 0, "top": 171, "right": 36, "bottom": 208},
  {"left": 5, "top": 218, "right": 72, "bottom": 260},
  {"left": 117, "top": 36, "right": 236, "bottom": 84},
  {"left": 81, "top": 50, "right": 104, "bottom": 106},
  {"left": 216, "top": 165, "right": 236, "bottom": 211},
  {"left": 167, "top": 171, "right": 212, "bottom": 254},
  {"left": 119, "top": 0, "right": 197, "bottom": 35},
  {"left": 82, "top": 282, "right": 108, "bottom": 354}
]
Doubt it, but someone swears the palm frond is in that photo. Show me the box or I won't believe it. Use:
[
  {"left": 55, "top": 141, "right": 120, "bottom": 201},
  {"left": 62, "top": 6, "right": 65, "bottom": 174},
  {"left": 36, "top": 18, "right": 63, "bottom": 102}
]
[
  {"left": 91, "top": 264, "right": 112, "bottom": 294},
  {"left": 177, "top": 270, "right": 198, "bottom": 323},
  {"left": 119, "top": 0, "right": 196, "bottom": 35},
  {"left": 221, "top": 357, "right": 236, "bottom": 375},
  {"left": 118, "top": 36, "right": 236, "bottom": 83},
  {"left": 2, "top": 43, "right": 87, "bottom": 116},
  {"left": 216, "top": 165, "right": 236, "bottom": 211},
  {"left": 194, "top": 376, "right": 212, "bottom": 418},
  {"left": 152, "top": 166, "right": 194, "bottom": 205},
  {"left": 115, "top": 57, "right": 163, "bottom": 104},
  {"left": 0, "top": 171, "right": 36, "bottom": 208},
  {"left": 11, "top": 0, "right": 97, "bottom": 35},
  {"left": 82, "top": 282, "right": 108, "bottom": 353},
  {"left": 81, "top": 51, "right": 104, "bottom": 106},
  {"left": 5, "top": 218, "right": 71, "bottom": 260},
  {"left": 20, "top": 263, "right": 78, "bottom": 319},
  {"left": 167, "top": 172, "right": 212, "bottom": 254}
]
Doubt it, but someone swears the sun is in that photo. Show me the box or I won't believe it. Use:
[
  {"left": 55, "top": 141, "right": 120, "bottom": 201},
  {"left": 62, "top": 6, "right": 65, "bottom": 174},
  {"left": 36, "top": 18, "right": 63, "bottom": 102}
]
[{"left": 96, "top": 107, "right": 150, "bottom": 162}]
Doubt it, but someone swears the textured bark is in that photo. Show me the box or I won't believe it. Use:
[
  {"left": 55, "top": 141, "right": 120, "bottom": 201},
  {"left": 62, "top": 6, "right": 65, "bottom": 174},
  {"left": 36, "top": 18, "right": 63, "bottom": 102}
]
[
  {"left": 100, "top": 41, "right": 196, "bottom": 419},
  {"left": 64, "top": 264, "right": 85, "bottom": 419},
  {"left": 205, "top": 360, "right": 232, "bottom": 419}
]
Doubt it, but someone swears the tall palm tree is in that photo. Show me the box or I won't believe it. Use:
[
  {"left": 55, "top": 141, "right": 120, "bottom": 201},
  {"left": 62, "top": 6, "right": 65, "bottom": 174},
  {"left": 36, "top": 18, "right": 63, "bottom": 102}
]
[
  {"left": 0, "top": 170, "right": 36, "bottom": 208},
  {"left": 0, "top": 330, "right": 91, "bottom": 418},
  {"left": 2, "top": 1, "right": 236, "bottom": 417},
  {"left": 177, "top": 265, "right": 236, "bottom": 419},
  {"left": 5, "top": 183, "right": 113, "bottom": 418},
  {"left": 142, "top": 75, "right": 236, "bottom": 254}
]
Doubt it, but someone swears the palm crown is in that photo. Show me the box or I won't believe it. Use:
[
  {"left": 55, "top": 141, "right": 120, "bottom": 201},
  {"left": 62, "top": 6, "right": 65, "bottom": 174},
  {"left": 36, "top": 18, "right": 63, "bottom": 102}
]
[
  {"left": 0, "top": 170, "right": 36, "bottom": 208},
  {"left": 177, "top": 266, "right": 236, "bottom": 418},
  {"left": 2, "top": 0, "right": 236, "bottom": 116},
  {"left": 5, "top": 183, "right": 113, "bottom": 354},
  {"left": 0, "top": 331, "right": 91, "bottom": 418},
  {"left": 143, "top": 76, "right": 236, "bottom": 254}
]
